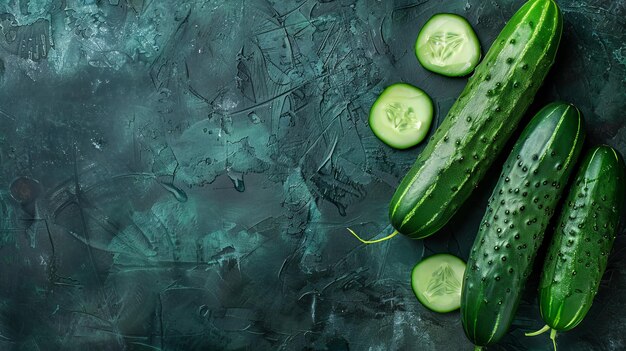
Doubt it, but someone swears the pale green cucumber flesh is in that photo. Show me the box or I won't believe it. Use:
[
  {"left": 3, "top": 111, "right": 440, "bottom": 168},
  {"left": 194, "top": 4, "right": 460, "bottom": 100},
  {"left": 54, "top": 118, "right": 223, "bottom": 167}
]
[
  {"left": 416, "top": 14, "right": 481, "bottom": 77},
  {"left": 369, "top": 83, "right": 434, "bottom": 149},
  {"left": 412, "top": 254, "right": 466, "bottom": 313}
]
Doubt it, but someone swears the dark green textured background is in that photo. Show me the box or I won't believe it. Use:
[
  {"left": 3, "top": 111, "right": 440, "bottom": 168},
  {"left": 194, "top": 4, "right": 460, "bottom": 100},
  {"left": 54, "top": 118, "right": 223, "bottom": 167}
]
[{"left": 0, "top": 0, "right": 624, "bottom": 350}]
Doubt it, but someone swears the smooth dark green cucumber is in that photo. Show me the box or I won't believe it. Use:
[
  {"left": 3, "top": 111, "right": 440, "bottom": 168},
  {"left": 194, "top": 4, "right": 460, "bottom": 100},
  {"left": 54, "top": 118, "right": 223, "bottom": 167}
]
[
  {"left": 535, "top": 146, "right": 626, "bottom": 336},
  {"left": 389, "top": 0, "right": 563, "bottom": 239},
  {"left": 461, "top": 102, "right": 585, "bottom": 347}
]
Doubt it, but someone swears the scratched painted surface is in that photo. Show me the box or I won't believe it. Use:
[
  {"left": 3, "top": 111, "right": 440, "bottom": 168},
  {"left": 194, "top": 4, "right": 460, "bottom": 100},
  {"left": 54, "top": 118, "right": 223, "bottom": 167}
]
[{"left": 0, "top": 0, "right": 624, "bottom": 350}]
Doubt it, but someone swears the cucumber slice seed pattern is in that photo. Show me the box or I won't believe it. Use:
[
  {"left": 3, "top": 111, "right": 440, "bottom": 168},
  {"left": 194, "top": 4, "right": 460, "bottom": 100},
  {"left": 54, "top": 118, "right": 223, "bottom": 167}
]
[
  {"left": 415, "top": 14, "right": 481, "bottom": 77},
  {"left": 368, "top": 83, "right": 434, "bottom": 149},
  {"left": 385, "top": 103, "right": 423, "bottom": 132},
  {"left": 411, "top": 254, "right": 467, "bottom": 313},
  {"left": 427, "top": 32, "right": 465, "bottom": 66},
  {"left": 424, "top": 263, "right": 462, "bottom": 303}
]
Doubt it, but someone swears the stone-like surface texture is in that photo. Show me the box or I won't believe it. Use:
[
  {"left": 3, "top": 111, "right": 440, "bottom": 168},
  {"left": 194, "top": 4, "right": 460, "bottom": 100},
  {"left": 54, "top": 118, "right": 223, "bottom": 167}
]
[{"left": 0, "top": 0, "right": 624, "bottom": 350}]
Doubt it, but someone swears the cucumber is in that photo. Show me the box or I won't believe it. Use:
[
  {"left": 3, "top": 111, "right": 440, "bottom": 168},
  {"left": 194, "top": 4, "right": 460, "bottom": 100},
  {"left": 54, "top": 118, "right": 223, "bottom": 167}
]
[
  {"left": 460, "top": 102, "right": 585, "bottom": 347},
  {"left": 389, "top": 0, "right": 563, "bottom": 239},
  {"left": 411, "top": 254, "right": 466, "bottom": 313},
  {"left": 526, "top": 146, "right": 626, "bottom": 349},
  {"left": 415, "top": 14, "right": 481, "bottom": 77},
  {"left": 369, "top": 83, "right": 434, "bottom": 149}
]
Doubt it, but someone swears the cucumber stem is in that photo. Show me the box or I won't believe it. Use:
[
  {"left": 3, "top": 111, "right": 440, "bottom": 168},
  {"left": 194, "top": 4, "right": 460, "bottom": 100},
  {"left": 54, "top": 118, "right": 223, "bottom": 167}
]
[
  {"left": 524, "top": 324, "right": 551, "bottom": 337},
  {"left": 473, "top": 346, "right": 483, "bottom": 351},
  {"left": 525, "top": 325, "right": 557, "bottom": 351},
  {"left": 550, "top": 328, "right": 557, "bottom": 351},
  {"left": 346, "top": 228, "right": 399, "bottom": 244}
]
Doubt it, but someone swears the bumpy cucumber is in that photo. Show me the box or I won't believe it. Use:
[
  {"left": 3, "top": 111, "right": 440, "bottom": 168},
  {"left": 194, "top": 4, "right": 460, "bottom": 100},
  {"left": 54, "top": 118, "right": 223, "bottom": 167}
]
[
  {"left": 389, "top": 0, "right": 563, "bottom": 239},
  {"left": 527, "top": 146, "right": 626, "bottom": 348},
  {"left": 461, "top": 102, "right": 585, "bottom": 347}
]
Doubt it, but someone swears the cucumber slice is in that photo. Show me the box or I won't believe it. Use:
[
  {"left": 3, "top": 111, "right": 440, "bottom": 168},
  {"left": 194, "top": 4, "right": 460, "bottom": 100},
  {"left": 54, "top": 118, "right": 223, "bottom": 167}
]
[
  {"left": 411, "top": 254, "right": 466, "bottom": 313},
  {"left": 415, "top": 14, "right": 481, "bottom": 77},
  {"left": 369, "top": 83, "right": 433, "bottom": 149}
]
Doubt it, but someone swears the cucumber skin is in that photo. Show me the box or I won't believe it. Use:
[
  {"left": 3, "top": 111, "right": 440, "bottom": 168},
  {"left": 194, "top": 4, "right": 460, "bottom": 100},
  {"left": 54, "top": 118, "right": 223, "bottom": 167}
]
[
  {"left": 389, "top": 0, "right": 563, "bottom": 239},
  {"left": 460, "top": 103, "right": 585, "bottom": 347},
  {"left": 538, "top": 146, "right": 626, "bottom": 331}
]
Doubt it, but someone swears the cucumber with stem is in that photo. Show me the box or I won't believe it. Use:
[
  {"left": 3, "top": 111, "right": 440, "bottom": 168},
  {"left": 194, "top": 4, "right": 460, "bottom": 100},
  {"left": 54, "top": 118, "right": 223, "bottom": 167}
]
[
  {"left": 525, "top": 146, "right": 626, "bottom": 350},
  {"left": 461, "top": 102, "right": 585, "bottom": 348},
  {"left": 390, "top": 0, "right": 563, "bottom": 240},
  {"left": 349, "top": 0, "right": 563, "bottom": 244}
]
